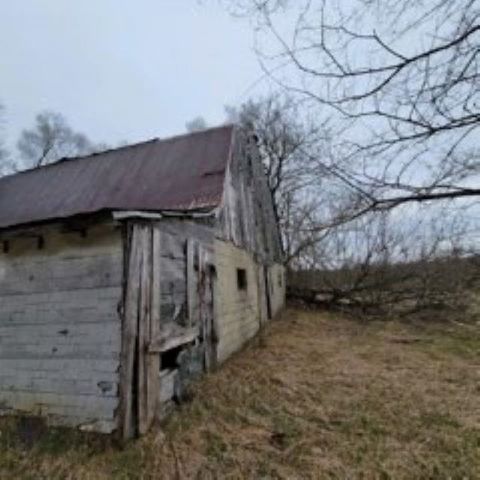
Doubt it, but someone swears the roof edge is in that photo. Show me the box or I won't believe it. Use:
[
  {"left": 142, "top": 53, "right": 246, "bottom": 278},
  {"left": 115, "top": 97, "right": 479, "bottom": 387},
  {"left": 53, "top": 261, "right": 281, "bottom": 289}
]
[{"left": 0, "top": 123, "right": 237, "bottom": 182}]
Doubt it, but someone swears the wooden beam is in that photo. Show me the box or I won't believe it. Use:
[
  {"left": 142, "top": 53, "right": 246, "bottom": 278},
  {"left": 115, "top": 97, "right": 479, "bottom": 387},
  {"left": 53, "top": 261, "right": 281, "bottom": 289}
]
[
  {"left": 119, "top": 223, "right": 142, "bottom": 440},
  {"left": 186, "top": 239, "right": 196, "bottom": 327},
  {"left": 137, "top": 225, "right": 150, "bottom": 435},
  {"left": 113, "top": 211, "right": 164, "bottom": 221},
  {"left": 148, "top": 326, "right": 199, "bottom": 353},
  {"left": 147, "top": 226, "right": 161, "bottom": 426}
]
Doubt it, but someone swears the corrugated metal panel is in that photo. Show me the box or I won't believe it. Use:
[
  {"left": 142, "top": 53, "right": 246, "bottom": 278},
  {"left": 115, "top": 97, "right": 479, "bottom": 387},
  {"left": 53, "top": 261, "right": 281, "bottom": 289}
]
[{"left": 0, "top": 125, "right": 234, "bottom": 229}]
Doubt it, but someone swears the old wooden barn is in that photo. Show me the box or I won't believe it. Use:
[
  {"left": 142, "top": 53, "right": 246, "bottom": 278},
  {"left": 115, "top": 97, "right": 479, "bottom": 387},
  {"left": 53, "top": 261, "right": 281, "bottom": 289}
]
[{"left": 0, "top": 125, "right": 285, "bottom": 438}]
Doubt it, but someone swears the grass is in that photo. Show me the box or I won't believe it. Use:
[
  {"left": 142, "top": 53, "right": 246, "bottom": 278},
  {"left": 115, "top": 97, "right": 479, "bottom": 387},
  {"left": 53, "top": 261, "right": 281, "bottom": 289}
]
[{"left": 1, "top": 308, "right": 479, "bottom": 479}]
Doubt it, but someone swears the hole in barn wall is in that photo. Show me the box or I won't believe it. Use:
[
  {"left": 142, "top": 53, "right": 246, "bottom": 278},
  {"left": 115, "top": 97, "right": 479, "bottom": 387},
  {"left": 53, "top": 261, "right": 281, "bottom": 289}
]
[
  {"left": 237, "top": 268, "right": 247, "bottom": 291},
  {"left": 208, "top": 264, "right": 217, "bottom": 277},
  {"left": 161, "top": 345, "right": 183, "bottom": 371}
]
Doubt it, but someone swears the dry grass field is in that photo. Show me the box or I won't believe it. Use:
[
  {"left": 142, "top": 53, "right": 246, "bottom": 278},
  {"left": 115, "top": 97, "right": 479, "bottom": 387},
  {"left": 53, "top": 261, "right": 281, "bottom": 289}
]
[{"left": 1, "top": 308, "right": 479, "bottom": 479}]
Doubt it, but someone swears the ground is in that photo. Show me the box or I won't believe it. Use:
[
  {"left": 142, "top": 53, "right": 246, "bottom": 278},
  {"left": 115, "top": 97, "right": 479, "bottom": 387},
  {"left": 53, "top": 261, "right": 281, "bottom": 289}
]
[{"left": 1, "top": 308, "right": 479, "bottom": 479}]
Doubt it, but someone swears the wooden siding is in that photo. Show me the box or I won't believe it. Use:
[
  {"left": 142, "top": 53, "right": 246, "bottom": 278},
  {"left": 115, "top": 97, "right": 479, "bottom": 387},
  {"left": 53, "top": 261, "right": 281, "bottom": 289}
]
[
  {"left": 214, "top": 239, "right": 263, "bottom": 363},
  {"left": 218, "top": 131, "right": 283, "bottom": 265},
  {"left": 157, "top": 219, "right": 215, "bottom": 328},
  {"left": 0, "top": 224, "right": 123, "bottom": 433},
  {"left": 148, "top": 222, "right": 284, "bottom": 367},
  {"left": 267, "top": 263, "right": 286, "bottom": 318},
  {"left": 215, "top": 130, "right": 286, "bottom": 359},
  {"left": 119, "top": 219, "right": 217, "bottom": 436}
]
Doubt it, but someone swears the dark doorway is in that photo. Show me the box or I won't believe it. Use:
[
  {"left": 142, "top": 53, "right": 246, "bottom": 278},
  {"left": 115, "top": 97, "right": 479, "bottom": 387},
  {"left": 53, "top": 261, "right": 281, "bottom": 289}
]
[{"left": 264, "top": 266, "right": 272, "bottom": 320}]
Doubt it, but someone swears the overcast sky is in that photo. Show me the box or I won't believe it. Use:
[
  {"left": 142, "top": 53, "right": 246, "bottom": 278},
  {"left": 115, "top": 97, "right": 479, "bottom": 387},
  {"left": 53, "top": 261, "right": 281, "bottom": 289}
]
[{"left": 0, "top": 1, "right": 265, "bottom": 150}]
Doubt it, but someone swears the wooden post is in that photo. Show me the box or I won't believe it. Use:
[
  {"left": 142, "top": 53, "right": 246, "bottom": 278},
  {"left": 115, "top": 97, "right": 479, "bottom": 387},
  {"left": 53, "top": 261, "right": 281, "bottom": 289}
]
[
  {"left": 186, "top": 239, "right": 196, "bottom": 327},
  {"left": 119, "top": 223, "right": 142, "bottom": 440},
  {"left": 148, "top": 226, "right": 161, "bottom": 423},
  {"left": 137, "top": 225, "right": 150, "bottom": 435}
]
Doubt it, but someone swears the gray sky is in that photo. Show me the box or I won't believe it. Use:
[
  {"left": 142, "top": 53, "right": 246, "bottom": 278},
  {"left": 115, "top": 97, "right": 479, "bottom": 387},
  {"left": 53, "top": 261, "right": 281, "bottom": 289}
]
[{"left": 0, "top": 1, "right": 264, "bottom": 150}]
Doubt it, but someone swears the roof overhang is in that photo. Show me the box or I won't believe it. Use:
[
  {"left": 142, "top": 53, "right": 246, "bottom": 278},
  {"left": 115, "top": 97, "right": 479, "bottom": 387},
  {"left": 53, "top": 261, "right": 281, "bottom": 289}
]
[{"left": 112, "top": 209, "right": 217, "bottom": 221}]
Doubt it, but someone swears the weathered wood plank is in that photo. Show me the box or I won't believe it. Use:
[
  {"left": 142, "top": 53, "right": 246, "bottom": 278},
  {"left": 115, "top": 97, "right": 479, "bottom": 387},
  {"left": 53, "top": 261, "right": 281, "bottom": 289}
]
[
  {"left": 0, "top": 390, "right": 118, "bottom": 418},
  {"left": 0, "top": 286, "right": 122, "bottom": 308},
  {"left": 148, "top": 325, "right": 199, "bottom": 353},
  {"left": 0, "top": 303, "right": 120, "bottom": 326},
  {"left": 0, "top": 320, "right": 120, "bottom": 338},
  {"left": 159, "top": 257, "right": 186, "bottom": 284},
  {"left": 0, "top": 255, "right": 123, "bottom": 295},
  {"left": 137, "top": 225, "right": 150, "bottom": 435},
  {"left": 159, "top": 303, "right": 186, "bottom": 323},
  {"left": 160, "top": 231, "right": 185, "bottom": 260},
  {"left": 159, "top": 279, "right": 186, "bottom": 295},
  {"left": 186, "top": 239, "right": 196, "bottom": 327},
  {"left": 0, "top": 223, "right": 121, "bottom": 259},
  {"left": 0, "top": 343, "right": 120, "bottom": 359},
  {"left": 119, "top": 223, "right": 142, "bottom": 440},
  {"left": 0, "top": 369, "right": 118, "bottom": 385},
  {"left": 158, "top": 369, "right": 177, "bottom": 403},
  {"left": 157, "top": 219, "right": 215, "bottom": 245},
  {"left": 0, "top": 358, "right": 119, "bottom": 374},
  {"left": 149, "top": 226, "right": 161, "bottom": 422},
  {"left": 0, "top": 376, "right": 118, "bottom": 397}
]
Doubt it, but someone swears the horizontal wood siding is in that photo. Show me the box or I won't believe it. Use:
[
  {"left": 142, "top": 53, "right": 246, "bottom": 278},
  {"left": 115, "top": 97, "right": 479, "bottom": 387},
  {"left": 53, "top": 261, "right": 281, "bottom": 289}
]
[
  {"left": 213, "top": 240, "right": 262, "bottom": 363},
  {"left": 0, "top": 224, "right": 123, "bottom": 433}
]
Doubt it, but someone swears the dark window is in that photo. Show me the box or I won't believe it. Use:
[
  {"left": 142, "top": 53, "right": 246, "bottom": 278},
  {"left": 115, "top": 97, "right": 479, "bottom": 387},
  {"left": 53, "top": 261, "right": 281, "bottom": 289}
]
[{"left": 237, "top": 268, "right": 248, "bottom": 291}]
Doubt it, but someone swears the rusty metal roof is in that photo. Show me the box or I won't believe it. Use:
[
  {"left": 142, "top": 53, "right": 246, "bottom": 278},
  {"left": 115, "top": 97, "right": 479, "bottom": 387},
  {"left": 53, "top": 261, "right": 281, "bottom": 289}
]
[{"left": 0, "top": 125, "right": 235, "bottom": 230}]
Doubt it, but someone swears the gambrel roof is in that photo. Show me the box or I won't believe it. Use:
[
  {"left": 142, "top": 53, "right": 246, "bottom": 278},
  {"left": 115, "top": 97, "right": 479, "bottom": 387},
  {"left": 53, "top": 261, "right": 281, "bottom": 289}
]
[{"left": 0, "top": 125, "right": 234, "bottom": 229}]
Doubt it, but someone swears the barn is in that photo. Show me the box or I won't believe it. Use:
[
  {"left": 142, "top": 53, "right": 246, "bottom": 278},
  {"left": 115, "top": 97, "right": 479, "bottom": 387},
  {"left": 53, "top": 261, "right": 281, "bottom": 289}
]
[{"left": 0, "top": 125, "right": 285, "bottom": 438}]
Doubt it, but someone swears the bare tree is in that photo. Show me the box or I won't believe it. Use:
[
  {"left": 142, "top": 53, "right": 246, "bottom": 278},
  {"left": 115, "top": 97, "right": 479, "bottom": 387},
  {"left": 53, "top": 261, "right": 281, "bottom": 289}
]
[
  {"left": 221, "top": 1, "right": 480, "bottom": 319},
  {"left": 288, "top": 203, "right": 479, "bottom": 319},
  {"left": 229, "top": 0, "right": 480, "bottom": 213},
  {"left": 227, "top": 98, "right": 316, "bottom": 218},
  {"left": 0, "top": 103, "right": 7, "bottom": 170},
  {"left": 17, "top": 111, "right": 97, "bottom": 168},
  {"left": 185, "top": 116, "right": 209, "bottom": 133},
  {"left": 226, "top": 96, "right": 329, "bottom": 261},
  {"left": 0, "top": 103, "right": 14, "bottom": 176}
]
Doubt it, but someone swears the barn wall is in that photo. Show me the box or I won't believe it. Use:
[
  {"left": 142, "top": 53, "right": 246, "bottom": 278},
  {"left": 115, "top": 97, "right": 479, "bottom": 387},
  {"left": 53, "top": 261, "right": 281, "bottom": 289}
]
[
  {"left": 126, "top": 219, "right": 217, "bottom": 422},
  {"left": 217, "top": 130, "right": 286, "bottom": 324},
  {"left": 266, "top": 263, "right": 286, "bottom": 318},
  {"left": 214, "top": 240, "right": 261, "bottom": 363},
  {"left": 0, "top": 223, "right": 123, "bottom": 433},
  {"left": 213, "top": 239, "right": 288, "bottom": 363},
  {"left": 156, "top": 219, "right": 215, "bottom": 327},
  {"left": 132, "top": 221, "right": 281, "bottom": 368}
]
